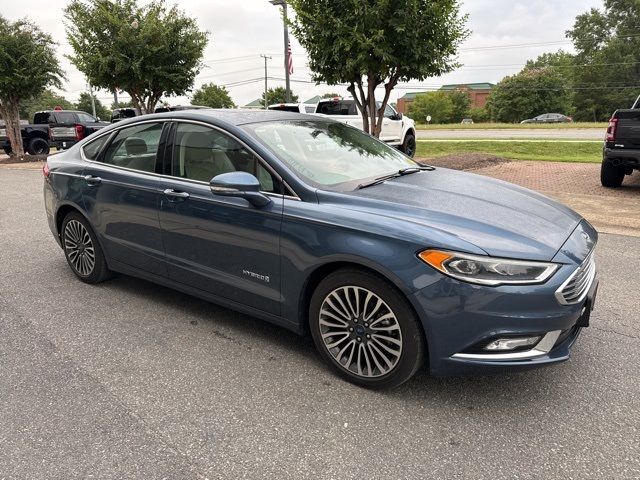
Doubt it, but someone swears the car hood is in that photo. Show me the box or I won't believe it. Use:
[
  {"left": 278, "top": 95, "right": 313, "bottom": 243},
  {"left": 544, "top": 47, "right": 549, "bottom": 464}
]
[{"left": 336, "top": 168, "right": 583, "bottom": 261}]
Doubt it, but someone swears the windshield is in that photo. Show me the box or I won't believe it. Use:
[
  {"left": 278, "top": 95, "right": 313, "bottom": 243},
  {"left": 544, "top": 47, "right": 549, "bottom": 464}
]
[{"left": 243, "top": 120, "right": 417, "bottom": 191}]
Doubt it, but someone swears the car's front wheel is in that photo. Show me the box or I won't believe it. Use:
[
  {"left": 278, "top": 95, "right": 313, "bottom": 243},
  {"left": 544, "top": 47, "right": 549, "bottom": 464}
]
[
  {"left": 601, "top": 160, "right": 625, "bottom": 188},
  {"left": 61, "top": 212, "right": 111, "bottom": 284},
  {"left": 400, "top": 133, "right": 416, "bottom": 158},
  {"left": 309, "top": 268, "right": 426, "bottom": 389}
]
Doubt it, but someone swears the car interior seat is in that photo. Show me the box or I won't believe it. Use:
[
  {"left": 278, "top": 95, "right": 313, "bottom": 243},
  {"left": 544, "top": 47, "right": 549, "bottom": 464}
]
[{"left": 181, "top": 131, "right": 236, "bottom": 182}]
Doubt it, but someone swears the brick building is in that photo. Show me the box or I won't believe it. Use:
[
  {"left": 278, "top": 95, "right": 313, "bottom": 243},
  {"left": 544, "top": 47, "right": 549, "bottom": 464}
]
[{"left": 396, "top": 82, "right": 494, "bottom": 114}]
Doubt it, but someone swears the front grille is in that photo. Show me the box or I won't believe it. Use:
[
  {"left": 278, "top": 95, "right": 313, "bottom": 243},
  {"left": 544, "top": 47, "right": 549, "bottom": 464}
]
[{"left": 556, "top": 254, "right": 596, "bottom": 305}]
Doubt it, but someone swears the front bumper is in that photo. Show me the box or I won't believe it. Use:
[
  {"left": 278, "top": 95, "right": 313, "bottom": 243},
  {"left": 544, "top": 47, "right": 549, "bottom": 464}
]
[{"left": 412, "top": 258, "right": 598, "bottom": 377}]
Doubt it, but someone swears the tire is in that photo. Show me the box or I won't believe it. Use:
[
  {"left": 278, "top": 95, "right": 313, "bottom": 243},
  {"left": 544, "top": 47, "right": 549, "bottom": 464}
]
[
  {"left": 600, "top": 160, "right": 625, "bottom": 188},
  {"left": 61, "top": 212, "right": 112, "bottom": 284},
  {"left": 400, "top": 133, "right": 416, "bottom": 158},
  {"left": 26, "top": 137, "right": 50, "bottom": 156},
  {"left": 309, "top": 268, "right": 426, "bottom": 389},
  {"left": 2, "top": 145, "right": 12, "bottom": 155}
]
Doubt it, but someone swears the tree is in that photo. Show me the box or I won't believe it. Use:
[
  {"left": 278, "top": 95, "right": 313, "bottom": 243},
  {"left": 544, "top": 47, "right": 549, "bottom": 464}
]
[
  {"left": 0, "top": 16, "right": 64, "bottom": 158},
  {"left": 262, "top": 86, "right": 299, "bottom": 106},
  {"left": 191, "top": 83, "right": 235, "bottom": 108},
  {"left": 487, "top": 68, "right": 571, "bottom": 123},
  {"left": 407, "top": 91, "right": 454, "bottom": 124},
  {"left": 65, "top": 0, "right": 209, "bottom": 115},
  {"left": 468, "top": 106, "right": 490, "bottom": 123},
  {"left": 76, "top": 92, "right": 110, "bottom": 120},
  {"left": 567, "top": 0, "right": 640, "bottom": 120},
  {"left": 19, "top": 89, "right": 75, "bottom": 121},
  {"left": 288, "top": 0, "right": 468, "bottom": 137},
  {"left": 448, "top": 89, "right": 471, "bottom": 123}
]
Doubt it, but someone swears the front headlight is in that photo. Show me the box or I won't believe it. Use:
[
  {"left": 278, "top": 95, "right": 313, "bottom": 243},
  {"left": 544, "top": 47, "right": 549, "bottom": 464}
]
[{"left": 418, "top": 249, "right": 559, "bottom": 286}]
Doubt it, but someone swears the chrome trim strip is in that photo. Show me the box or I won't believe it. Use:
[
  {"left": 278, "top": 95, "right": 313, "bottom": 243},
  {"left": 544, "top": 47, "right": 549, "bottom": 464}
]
[
  {"left": 451, "top": 330, "right": 562, "bottom": 361},
  {"left": 555, "top": 254, "right": 596, "bottom": 306}
]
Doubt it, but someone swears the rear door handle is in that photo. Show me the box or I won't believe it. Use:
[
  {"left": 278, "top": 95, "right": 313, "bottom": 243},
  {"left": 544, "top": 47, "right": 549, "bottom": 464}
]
[
  {"left": 163, "top": 189, "right": 190, "bottom": 201},
  {"left": 83, "top": 175, "right": 102, "bottom": 185}
]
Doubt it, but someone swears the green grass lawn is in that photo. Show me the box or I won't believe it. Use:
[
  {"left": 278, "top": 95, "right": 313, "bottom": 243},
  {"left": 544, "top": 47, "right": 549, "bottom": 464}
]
[
  {"left": 415, "top": 122, "right": 608, "bottom": 130},
  {"left": 416, "top": 140, "right": 602, "bottom": 163}
]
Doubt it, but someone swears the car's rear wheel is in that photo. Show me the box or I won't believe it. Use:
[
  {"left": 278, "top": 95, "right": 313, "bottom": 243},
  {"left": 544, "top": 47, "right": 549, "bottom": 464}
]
[
  {"left": 309, "top": 268, "right": 426, "bottom": 389},
  {"left": 401, "top": 133, "right": 416, "bottom": 158},
  {"left": 2, "top": 145, "right": 12, "bottom": 155},
  {"left": 27, "top": 137, "right": 50, "bottom": 156},
  {"left": 61, "top": 212, "right": 111, "bottom": 284},
  {"left": 601, "top": 160, "right": 625, "bottom": 188}
]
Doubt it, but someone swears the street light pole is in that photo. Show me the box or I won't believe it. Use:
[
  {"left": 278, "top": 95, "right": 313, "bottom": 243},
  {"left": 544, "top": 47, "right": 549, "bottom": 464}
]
[
  {"left": 260, "top": 54, "right": 272, "bottom": 110},
  {"left": 270, "top": 0, "right": 291, "bottom": 103}
]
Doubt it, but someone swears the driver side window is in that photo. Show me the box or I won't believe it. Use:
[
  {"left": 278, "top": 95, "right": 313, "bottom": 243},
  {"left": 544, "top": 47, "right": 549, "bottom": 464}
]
[{"left": 171, "top": 123, "right": 282, "bottom": 194}]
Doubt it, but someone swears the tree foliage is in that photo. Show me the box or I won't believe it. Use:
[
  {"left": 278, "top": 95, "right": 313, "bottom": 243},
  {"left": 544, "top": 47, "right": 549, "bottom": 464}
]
[
  {"left": 262, "top": 86, "right": 299, "bottom": 106},
  {"left": 76, "top": 92, "right": 111, "bottom": 120},
  {"left": 19, "top": 89, "right": 75, "bottom": 121},
  {"left": 0, "top": 16, "right": 64, "bottom": 157},
  {"left": 487, "top": 68, "right": 571, "bottom": 123},
  {"left": 65, "top": 0, "right": 209, "bottom": 115},
  {"left": 191, "top": 83, "right": 235, "bottom": 108},
  {"left": 448, "top": 89, "right": 472, "bottom": 123},
  {"left": 566, "top": 0, "right": 640, "bottom": 120},
  {"left": 408, "top": 91, "right": 454, "bottom": 124},
  {"left": 288, "top": 0, "right": 468, "bottom": 137}
]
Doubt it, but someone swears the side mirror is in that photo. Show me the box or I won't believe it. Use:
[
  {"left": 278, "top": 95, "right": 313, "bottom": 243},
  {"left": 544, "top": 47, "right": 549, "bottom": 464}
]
[
  {"left": 210, "top": 171, "right": 272, "bottom": 208},
  {"left": 392, "top": 112, "right": 403, "bottom": 121}
]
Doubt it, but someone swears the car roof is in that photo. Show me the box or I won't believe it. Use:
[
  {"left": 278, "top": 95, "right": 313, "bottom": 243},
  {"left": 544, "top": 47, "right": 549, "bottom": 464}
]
[{"left": 159, "top": 108, "right": 321, "bottom": 126}]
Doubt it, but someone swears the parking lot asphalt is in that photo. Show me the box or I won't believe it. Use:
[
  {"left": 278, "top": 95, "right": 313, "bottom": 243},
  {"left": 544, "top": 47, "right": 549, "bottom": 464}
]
[{"left": 1, "top": 169, "right": 639, "bottom": 479}]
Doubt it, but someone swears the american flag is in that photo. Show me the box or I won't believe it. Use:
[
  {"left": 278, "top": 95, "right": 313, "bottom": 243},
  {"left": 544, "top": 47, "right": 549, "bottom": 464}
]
[{"left": 287, "top": 43, "right": 294, "bottom": 75}]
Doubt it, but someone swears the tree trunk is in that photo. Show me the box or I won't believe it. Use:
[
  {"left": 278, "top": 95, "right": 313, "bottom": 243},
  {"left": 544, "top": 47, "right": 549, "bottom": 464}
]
[
  {"left": 373, "top": 74, "right": 400, "bottom": 138},
  {"left": 348, "top": 81, "right": 370, "bottom": 135},
  {"left": 0, "top": 98, "right": 25, "bottom": 159},
  {"left": 367, "top": 75, "right": 377, "bottom": 137}
]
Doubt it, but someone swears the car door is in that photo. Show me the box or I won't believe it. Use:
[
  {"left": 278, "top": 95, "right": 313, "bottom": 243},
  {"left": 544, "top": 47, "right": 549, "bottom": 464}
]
[
  {"left": 157, "top": 121, "right": 284, "bottom": 315},
  {"left": 82, "top": 121, "right": 169, "bottom": 277},
  {"left": 379, "top": 104, "right": 403, "bottom": 143}
]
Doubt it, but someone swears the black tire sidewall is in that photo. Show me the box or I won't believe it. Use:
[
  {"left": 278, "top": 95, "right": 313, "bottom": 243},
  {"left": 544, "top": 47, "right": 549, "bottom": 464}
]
[
  {"left": 309, "top": 268, "right": 426, "bottom": 389},
  {"left": 402, "top": 134, "right": 416, "bottom": 158},
  {"left": 61, "top": 212, "right": 110, "bottom": 284},
  {"left": 600, "top": 161, "right": 624, "bottom": 187},
  {"left": 28, "top": 138, "right": 50, "bottom": 156}
]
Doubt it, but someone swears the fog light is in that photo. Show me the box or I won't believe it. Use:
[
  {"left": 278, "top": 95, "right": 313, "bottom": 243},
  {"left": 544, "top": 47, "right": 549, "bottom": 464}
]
[{"left": 484, "top": 336, "right": 541, "bottom": 351}]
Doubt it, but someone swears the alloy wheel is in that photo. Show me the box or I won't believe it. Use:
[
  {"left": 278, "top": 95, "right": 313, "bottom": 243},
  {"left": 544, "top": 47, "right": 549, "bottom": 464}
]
[
  {"left": 63, "top": 220, "right": 96, "bottom": 276},
  {"left": 318, "top": 286, "right": 403, "bottom": 378}
]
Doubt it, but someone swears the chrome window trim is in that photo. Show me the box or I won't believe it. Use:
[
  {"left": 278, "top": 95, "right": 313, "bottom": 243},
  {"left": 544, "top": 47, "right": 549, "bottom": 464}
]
[
  {"left": 451, "top": 330, "right": 562, "bottom": 361},
  {"left": 82, "top": 118, "right": 301, "bottom": 201}
]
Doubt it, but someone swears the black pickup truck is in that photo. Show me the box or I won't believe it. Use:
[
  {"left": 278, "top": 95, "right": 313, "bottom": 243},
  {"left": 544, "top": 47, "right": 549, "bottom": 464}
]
[
  {"left": 0, "top": 110, "right": 108, "bottom": 155},
  {"left": 601, "top": 95, "right": 640, "bottom": 187}
]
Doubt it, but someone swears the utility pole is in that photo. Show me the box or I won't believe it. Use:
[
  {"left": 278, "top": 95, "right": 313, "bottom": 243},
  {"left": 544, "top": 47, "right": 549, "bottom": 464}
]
[
  {"left": 260, "top": 54, "right": 272, "bottom": 109},
  {"left": 88, "top": 84, "right": 97, "bottom": 118},
  {"left": 270, "top": 0, "right": 291, "bottom": 103}
]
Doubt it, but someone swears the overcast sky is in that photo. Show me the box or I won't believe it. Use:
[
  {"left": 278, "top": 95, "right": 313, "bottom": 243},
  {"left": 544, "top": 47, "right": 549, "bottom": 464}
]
[{"left": 1, "top": 0, "right": 603, "bottom": 108}]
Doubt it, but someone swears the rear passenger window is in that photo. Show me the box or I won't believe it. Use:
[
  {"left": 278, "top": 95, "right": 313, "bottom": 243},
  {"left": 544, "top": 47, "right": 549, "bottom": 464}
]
[
  {"left": 82, "top": 134, "right": 110, "bottom": 160},
  {"left": 101, "top": 123, "right": 164, "bottom": 173}
]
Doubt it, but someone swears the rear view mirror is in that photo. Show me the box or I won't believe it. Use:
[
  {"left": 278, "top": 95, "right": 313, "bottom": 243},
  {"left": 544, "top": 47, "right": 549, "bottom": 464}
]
[{"left": 210, "top": 171, "right": 271, "bottom": 208}]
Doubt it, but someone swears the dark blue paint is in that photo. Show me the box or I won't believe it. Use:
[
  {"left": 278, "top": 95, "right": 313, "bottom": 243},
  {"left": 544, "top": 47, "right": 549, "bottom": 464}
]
[{"left": 43, "top": 110, "right": 597, "bottom": 376}]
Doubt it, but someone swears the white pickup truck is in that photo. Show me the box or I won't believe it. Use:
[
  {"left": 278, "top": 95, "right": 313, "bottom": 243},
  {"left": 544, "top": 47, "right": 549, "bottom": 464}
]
[{"left": 314, "top": 98, "right": 417, "bottom": 157}]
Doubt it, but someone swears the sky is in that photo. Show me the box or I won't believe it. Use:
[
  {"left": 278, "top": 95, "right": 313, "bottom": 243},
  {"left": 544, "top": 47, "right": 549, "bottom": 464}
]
[{"left": 0, "top": 0, "right": 604, "bottom": 108}]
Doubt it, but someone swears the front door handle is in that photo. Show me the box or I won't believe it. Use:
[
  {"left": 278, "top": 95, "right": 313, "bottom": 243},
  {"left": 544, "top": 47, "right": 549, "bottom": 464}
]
[
  {"left": 163, "top": 189, "right": 190, "bottom": 201},
  {"left": 83, "top": 175, "right": 102, "bottom": 185}
]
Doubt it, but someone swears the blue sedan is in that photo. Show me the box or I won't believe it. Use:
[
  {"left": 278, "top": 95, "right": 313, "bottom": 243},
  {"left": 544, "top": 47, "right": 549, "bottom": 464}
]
[{"left": 43, "top": 110, "right": 598, "bottom": 388}]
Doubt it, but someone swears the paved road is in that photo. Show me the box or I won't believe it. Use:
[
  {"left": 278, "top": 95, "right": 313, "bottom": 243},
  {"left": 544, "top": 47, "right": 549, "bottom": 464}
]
[
  {"left": 416, "top": 128, "right": 604, "bottom": 140},
  {"left": 1, "top": 169, "right": 639, "bottom": 479}
]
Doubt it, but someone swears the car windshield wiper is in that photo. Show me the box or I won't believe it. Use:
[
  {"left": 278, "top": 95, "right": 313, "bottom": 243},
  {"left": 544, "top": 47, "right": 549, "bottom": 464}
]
[{"left": 357, "top": 165, "right": 435, "bottom": 190}]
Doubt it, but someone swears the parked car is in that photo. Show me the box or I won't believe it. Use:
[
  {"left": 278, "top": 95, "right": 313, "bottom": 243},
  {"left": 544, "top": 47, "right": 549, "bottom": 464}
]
[
  {"left": 601, "top": 96, "right": 640, "bottom": 187},
  {"left": 44, "top": 110, "right": 598, "bottom": 388},
  {"left": 461, "top": 118, "right": 474, "bottom": 124},
  {"left": 48, "top": 110, "right": 110, "bottom": 150},
  {"left": 0, "top": 113, "right": 51, "bottom": 155},
  {"left": 268, "top": 103, "right": 317, "bottom": 114},
  {"left": 520, "top": 113, "right": 573, "bottom": 124},
  {"left": 314, "top": 98, "right": 417, "bottom": 157},
  {"left": 110, "top": 108, "right": 141, "bottom": 123}
]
